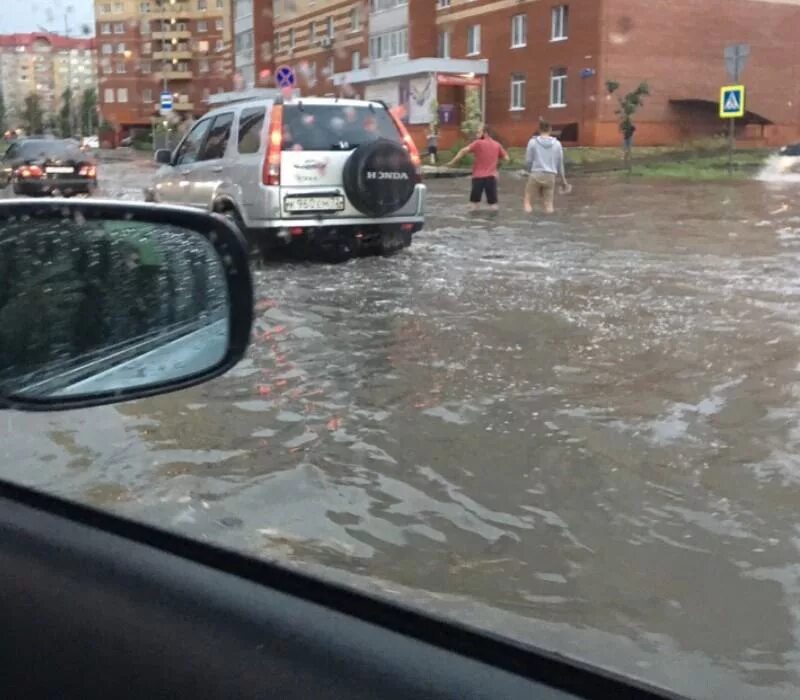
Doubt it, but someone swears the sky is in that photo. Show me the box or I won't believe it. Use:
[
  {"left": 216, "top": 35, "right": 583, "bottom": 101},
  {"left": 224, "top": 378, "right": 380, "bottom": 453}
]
[{"left": 4, "top": 0, "right": 95, "bottom": 35}]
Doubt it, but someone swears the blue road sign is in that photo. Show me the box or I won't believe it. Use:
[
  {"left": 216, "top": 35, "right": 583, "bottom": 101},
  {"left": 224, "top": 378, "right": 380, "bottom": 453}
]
[
  {"left": 719, "top": 85, "right": 745, "bottom": 118},
  {"left": 160, "top": 91, "right": 173, "bottom": 111},
  {"left": 276, "top": 65, "right": 296, "bottom": 88}
]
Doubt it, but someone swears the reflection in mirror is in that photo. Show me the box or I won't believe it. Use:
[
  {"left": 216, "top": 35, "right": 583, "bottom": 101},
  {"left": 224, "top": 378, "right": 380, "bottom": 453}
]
[{"left": 0, "top": 216, "right": 229, "bottom": 402}]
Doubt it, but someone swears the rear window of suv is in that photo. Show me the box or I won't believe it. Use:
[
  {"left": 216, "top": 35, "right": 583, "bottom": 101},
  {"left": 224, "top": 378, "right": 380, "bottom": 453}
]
[{"left": 282, "top": 104, "right": 400, "bottom": 152}]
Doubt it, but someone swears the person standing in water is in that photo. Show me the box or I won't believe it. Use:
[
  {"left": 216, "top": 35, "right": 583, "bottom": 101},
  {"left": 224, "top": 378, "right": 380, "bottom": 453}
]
[
  {"left": 446, "top": 125, "right": 510, "bottom": 211},
  {"left": 426, "top": 127, "right": 439, "bottom": 165},
  {"left": 524, "top": 120, "right": 568, "bottom": 214}
]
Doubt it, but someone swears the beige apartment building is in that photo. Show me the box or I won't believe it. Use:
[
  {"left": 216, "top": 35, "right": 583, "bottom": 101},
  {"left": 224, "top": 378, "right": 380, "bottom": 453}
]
[
  {"left": 94, "top": 0, "right": 233, "bottom": 132},
  {"left": 0, "top": 32, "right": 97, "bottom": 129}
]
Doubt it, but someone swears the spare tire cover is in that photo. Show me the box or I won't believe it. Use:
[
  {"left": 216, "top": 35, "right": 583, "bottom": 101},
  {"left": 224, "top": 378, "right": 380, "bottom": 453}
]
[{"left": 343, "top": 138, "right": 417, "bottom": 217}]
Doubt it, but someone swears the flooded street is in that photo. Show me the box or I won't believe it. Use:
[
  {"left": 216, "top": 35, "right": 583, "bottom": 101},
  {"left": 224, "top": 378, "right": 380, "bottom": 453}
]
[{"left": 5, "top": 167, "right": 800, "bottom": 698}]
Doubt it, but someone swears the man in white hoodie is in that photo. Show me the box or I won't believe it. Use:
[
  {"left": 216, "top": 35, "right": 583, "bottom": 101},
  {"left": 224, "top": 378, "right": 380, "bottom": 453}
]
[{"left": 524, "top": 121, "right": 569, "bottom": 214}]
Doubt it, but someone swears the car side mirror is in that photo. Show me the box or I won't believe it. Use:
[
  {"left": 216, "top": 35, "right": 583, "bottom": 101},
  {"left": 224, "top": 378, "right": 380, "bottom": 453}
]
[
  {"left": 155, "top": 149, "right": 173, "bottom": 165},
  {"left": 0, "top": 200, "right": 253, "bottom": 411}
]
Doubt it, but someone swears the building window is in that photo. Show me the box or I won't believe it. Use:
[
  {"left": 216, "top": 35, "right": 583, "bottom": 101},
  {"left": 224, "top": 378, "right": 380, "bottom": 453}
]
[
  {"left": 352, "top": 50, "right": 361, "bottom": 70},
  {"left": 102, "top": 63, "right": 112, "bottom": 74},
  {"left": 288, "top": 28, "right": 295, "bottom": 49},
  {"left": 511, "top": 14, "right": 527, "bottom": 48},
  {"left": 325, "top": 16, "right": 334, "bottom": 38},
  {"left": 117, "top": 87, "right": 128, "bottom": 102},
  {"left": 114, "top": 22, "right": 124, "bottom": 34},
  {"left": 216, "top": 0, "right": 224, "bottom": 7},
  {"left": 116, "top": 61, "right": 126, "bottom": 73},
  {"left": 102, "top": 43, "right": 113, "bottom": 54},
  {"left": 143, "top": 88, "right": 153, "bottom": 102},
  {"left": 104, "top": 87, "right": 114, "bottom": 102},
  {"left": 369, "top": 28, "right": 407, "bottom": 59},
  {"left": 350, "top": 7, "right": 360, "bottom": 31},
  {"left": 114, "top": 1, "right": 123, "bottom": 11},
  {"left": 198, "top": 39, "right": 210, "bottom": 52},
  {"left": 100, "top": 3, "right": 111, "bottom": 13},
  {"left": 437, "top": 0, "right": 451, "bottom": 7},
  {"left": 141, "top": 60, "right": 151, "bottom": 73},
  {"left": 198, "top": 20, "right": 208, "bottom": 32},
  {"left": 550, "top": 67, "right": 567, "bottom": 106},
  {"left": 308, "top": 22, "right": 315, "bottom": 43},
  {"left": 551, "top": 5, "right": 568, "bottom": 41},
  {"left": 199, "top": 58, "right": 210, "bottom": 72},
  {"left": 116, "top": 42, "right": 126, "bottom": 54},
  {"left": 215, "top": 18, "right": 223, "bottom": 30},
  {"left": 215, "top": 39, "right": 224, "bottom": 52},
  {"left": 140, "top": 1, "right": 150, "bottom": 12},
  {"left": 141, "top": 19, "right": 151, "bottom": 34},
  {"left": 142, "top": 41, "right": 151, "bottom": 54},
  {"left": 467, "top": 24, "right": 480, "bottom": 55},
  {"left": 437, "top": 30, "right": 450, "bottom": 58},
  {"left": 100, "top": 23, "right": 111, "bottom": 35},
  {"left": 326, "top": 56, "right": 334, "bottom": 78},
  {"left": 370, "top": 0, "right": 408, "bottom": 10},
  {"left": 198, "top": 0, "right": 207, "bottom": 9},
  {"left": 510, "top": 74, "right": 525, "bottom": 110}
]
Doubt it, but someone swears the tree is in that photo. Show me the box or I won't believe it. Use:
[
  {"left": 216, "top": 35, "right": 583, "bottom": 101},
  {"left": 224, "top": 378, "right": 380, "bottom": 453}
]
[
  {"left": 80, "top": 88, "right": 97, "bottom": 136},
  {"left": 21, "top": 93, "right": 44, "bottom": 135},
  {"left": 460, "top": 87, "right": 482, "bottom": 139},
  {"left": 59, "top": 87, "right": 73, "bottom": 138},
  {"left": 606, "top": 80, "right": 650, "bottom": 170}
]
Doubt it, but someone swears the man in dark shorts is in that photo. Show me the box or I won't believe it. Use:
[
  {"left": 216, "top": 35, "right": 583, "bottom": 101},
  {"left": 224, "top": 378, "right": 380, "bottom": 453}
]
[{"left": 447, "top": 125, "right": 510, "bottom": 210}]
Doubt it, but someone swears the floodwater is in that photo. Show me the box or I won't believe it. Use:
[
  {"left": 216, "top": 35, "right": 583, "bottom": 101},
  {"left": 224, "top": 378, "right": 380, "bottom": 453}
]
[{"left": 5, "top": 166, "right": 800, "bottom": 698}]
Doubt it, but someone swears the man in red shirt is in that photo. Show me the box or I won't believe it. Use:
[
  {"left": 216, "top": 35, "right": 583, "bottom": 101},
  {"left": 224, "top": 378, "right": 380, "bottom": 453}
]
[{"left": 446, "top": 126, "right": 510, "bottom": 211}]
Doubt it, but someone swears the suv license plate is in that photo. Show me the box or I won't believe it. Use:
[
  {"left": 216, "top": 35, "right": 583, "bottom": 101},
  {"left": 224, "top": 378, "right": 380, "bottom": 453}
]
[{"left": 285, "top": 196, "right": 344, "bottom": 213}]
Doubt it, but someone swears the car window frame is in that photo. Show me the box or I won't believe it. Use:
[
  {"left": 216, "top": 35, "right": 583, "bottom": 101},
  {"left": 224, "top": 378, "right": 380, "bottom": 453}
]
[
  {"left": 197, "top": 112, "right": 235, "bottom": 162},
  {"left": 236, "top": 106, "right": 266, "bottom": 155},
  {"left": 174, "top": 118, "right": 213, "bottom": 166}
]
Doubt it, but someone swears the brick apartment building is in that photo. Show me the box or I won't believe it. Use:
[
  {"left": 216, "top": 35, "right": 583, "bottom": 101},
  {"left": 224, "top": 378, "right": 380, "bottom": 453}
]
[
  {"left": 94, "top": 0, "right": 234, "bottom": 134},
  {"left": 235, "top": 0, "right": 800, "bottom": 149},
  {"left": 0, "top": 33, "right": 97, "bottom": 129}
]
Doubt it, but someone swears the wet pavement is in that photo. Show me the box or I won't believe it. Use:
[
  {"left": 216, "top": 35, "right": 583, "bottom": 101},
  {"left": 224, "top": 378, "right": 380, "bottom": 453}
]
[{"left": 4, "top": 161, "right": 800, "bottom": 698}]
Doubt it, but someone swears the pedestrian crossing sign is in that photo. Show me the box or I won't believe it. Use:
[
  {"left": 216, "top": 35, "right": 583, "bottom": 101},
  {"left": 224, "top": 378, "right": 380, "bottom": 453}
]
[{"left": 720, "top": 85, "right": 745, "bottom": 118}]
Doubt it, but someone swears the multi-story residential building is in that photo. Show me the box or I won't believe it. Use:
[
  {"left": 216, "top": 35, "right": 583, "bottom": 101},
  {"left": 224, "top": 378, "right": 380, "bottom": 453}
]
[
  {"left": 234, "top": 0, "right": 800, "bottom": 149},
  {"left": 0, "top": 32, "right": 97, "bottom": 129},
  {"left": 94, "top": 0, "right": 233, "bottom": 133}
]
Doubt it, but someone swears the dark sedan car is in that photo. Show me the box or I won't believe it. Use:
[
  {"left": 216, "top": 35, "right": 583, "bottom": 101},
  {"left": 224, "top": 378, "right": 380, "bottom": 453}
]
[{"left": 1, "top": 139, "right": 97, "bottom": 197}]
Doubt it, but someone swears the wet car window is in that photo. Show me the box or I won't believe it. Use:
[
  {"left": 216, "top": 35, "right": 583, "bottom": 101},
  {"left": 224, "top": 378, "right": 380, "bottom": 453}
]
[
  {"left": 199, "top": 113, "right": 234, "bottom": 162},
  {"left": 16, "top": 141, "right": 82, "bottom": 161},
  {"left": 7, "top": 2, "right": 800, "bottom": 699},
  {"left": 174, "top": 119, "right": 212, "bottom": 165},
  {"left": 237, "top": 107, "right": 265, "bottom": 154},
  {"left": 282, "top": 105, "right": 399, "bottom": 151}
]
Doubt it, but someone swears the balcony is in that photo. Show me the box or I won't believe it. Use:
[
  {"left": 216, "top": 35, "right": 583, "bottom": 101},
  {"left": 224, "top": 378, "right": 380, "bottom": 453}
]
[
  {"left": 152, "top": 30, "right": 192, "bottom": 41},
  {"left": 153, "top": 50, "right": 193, "bottom": 60},
  {"left": 173, "top": 102, "right": 194, "bottom": 111},
  {"left": 163, "top": 70, "right": 193, "bottom": 80}
]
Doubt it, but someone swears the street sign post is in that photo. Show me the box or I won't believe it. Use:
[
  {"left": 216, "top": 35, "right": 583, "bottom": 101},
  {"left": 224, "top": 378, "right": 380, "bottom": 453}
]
[
  {"left": 719, "top": 85, "right": 745, "bottom": 118},
  {"left": 724, "top": 44, "right": 750, "bottom": 82},
  {"left": 275, "top": 65, "right": 296, "bottom": 89},
  {"left": 722, "top": 44, "right": 749, "bottom": 175},
  {"left": 160, "top": 91, "right": 173, "bottom": 116}
]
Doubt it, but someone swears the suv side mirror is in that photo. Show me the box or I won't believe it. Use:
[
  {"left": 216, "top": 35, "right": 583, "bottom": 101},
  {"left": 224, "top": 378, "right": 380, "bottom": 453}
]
[
  {"left": 0, "top": 200, "right": 253, "bottom": 411},
  {"left": 155, "top": 149, "right": 172, "bottom": 165}
]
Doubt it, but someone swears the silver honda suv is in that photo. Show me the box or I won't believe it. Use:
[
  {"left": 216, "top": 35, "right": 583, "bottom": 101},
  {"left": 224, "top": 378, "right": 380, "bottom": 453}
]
[{"left": 146, "top": 96, "right": 426, "bottom": 260}]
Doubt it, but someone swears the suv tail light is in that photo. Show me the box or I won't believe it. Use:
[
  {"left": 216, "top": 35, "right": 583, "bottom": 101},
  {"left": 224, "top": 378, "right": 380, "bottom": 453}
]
[
  {"left": 263, "top": 104, "right": 283, "bottom": 186},
  {"left": 388, "top": 110, "right": 422, "bottom": 182},
  {"left": 79, "top": 165, "right": 97, "bottom": 177},
  {"left": 17, "top": 165, "right": 43, "bottom": 179}
]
